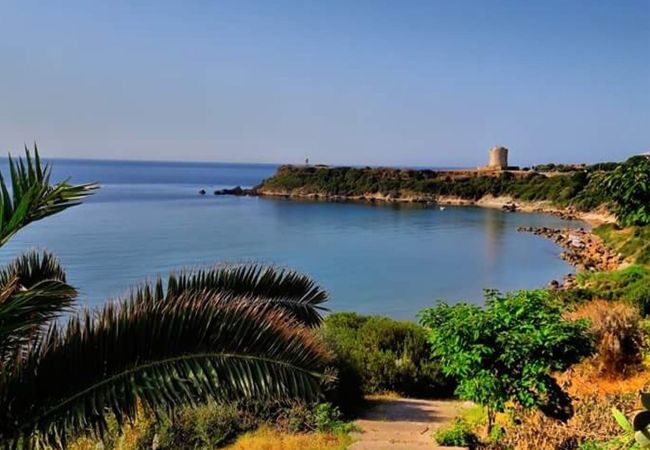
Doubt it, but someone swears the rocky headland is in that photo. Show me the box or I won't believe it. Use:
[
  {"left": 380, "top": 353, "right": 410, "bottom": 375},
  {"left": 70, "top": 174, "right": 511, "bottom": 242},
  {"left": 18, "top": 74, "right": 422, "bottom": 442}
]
[{"left": 213, "top": 163, "right": 617, "bottom": 226}]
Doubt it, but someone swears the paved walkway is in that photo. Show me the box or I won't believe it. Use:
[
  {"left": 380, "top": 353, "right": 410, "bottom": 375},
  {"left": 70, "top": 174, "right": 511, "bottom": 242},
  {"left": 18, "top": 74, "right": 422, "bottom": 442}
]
[{"left": 349, "top": 396, "right": 471, "bottom": 450}]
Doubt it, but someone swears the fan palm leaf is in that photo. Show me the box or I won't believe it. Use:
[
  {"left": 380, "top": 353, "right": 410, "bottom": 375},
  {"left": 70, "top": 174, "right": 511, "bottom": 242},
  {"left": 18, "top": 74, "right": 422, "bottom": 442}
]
[
  {"left": 133, "top": 264, "right": 329, "bottom": 326},
  {"left": 0, "top": 292, "right": 328, "bottom": 448},
  {"left": 0, "top": 144, "right": 97, "bottom": 246}
]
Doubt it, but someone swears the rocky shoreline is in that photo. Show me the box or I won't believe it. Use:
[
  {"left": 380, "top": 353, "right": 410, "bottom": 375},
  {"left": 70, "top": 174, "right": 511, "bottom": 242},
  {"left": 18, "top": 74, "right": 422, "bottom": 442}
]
[
  {"left": 210, "top": 185, "right": 614, "bottom": 227},
  {"left": 517, "top": 226, "right": 626, "bottom": 289}
]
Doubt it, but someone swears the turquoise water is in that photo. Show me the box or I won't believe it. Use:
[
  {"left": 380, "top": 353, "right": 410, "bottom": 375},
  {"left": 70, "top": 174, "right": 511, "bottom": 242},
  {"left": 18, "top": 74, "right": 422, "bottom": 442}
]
[{"left": 0, "top": 159, "right": 583, "bottom": 319}]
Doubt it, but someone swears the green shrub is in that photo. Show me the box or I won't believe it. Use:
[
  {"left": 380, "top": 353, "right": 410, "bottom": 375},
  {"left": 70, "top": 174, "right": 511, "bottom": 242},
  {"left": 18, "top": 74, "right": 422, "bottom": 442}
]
[
  {"left": 571, "top": 266, "right": 650, "bottom": 315},
  {"left": 434, "top": 419, "right": 480, "bottom": 448},
  {"left": 313, "top": 403, "right": 357, "bottom": 434},
  {"left": 320, "top": 313, "right": 454, "bottom": 406},
  {"left": 419, "top": 290, "right": 594, "bottom": 433},
  {"left": 603, "top": 155, "right": 650, "bottom": 226},
  {"left": 150, "top": 402, "right": 248, "bottom": 449}
]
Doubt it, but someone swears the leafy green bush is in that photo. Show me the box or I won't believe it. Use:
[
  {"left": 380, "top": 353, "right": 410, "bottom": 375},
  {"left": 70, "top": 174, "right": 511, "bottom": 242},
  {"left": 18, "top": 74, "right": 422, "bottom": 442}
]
[
  {"left": 320, "top": 313, "right": 454, "bottom": 407},
  {"left": 313, "top": 403, "right": 357, "bottom": 434},
  {"left": 434, "top": 419, "right": 480, "bottom": 448},
  {"left": 419, "top": 290, "right": 594, "bottom": 433},
  {"left": 146, "top": 402, "right": 251, "bottom": 449},
  {"left": 603, "top": 155, "right": 650, "bottom": 226}
]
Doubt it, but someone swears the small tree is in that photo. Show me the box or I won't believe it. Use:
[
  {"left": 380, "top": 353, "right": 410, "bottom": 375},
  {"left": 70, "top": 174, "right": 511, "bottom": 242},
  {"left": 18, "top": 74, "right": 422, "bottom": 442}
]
[
  {"left": 603, "top": 155, "right": 650, "bottom": 227},
  {"left": 418, "top": 290, "right": 593, "bottom": 434}
]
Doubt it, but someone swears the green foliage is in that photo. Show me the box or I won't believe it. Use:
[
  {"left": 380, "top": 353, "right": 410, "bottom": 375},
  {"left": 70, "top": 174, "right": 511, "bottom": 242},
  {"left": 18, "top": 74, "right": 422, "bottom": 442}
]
[
  {"left": 594, "top": 224, "right": 650, "bottom": 266},
  {"left": 0, "top": 251, "right": 77, "bottom": 366},
  {"left": 313, "top": 403, "right": 357, "bottom": 434},
  {"left": 0, "top": 144, "right": 97, "bottom": 246},
  {"left": 135, "top": 264, "right": 329, "bottom": 327},
  {"left": 1, "top": 290, "right": 328, "bottom": 448},
  {"left": 611, "top": 394, "right": 650, "bottom": 448},
  {"left": 563, "top": 265, "right": 650, "bottom": 316},
  {"left": 259, "top": 163, "right": 615, "bottom": 211},
  {"left": 434, "top": 419, "right": 480, "bottom": 448},
  {"left": 419, "top": 290, "right": 594, "bottom": 430},
  {"left": 320, "top": 312, "right": 454, "bottom": 408},
  {"left": 603, "top": 155, "right": 650, "bottom": 226},
  {"left": 130, "top": 401, "right": 353, "bottom": 449},
  {"left": 152, "top": 403, "right": 251, "bottom": 449}
]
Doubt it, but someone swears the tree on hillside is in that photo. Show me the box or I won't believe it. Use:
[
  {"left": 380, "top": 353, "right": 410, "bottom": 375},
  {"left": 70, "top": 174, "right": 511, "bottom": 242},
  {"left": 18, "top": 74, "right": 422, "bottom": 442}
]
[
  {"left": 0, "top": 147, "right": 330, "bottom": 448},
  {"left": 418, "top": 290, "right": 593, "bottom": 434},
  {"left": 603, "top": 155, "right": 650, "bottom": 226}
]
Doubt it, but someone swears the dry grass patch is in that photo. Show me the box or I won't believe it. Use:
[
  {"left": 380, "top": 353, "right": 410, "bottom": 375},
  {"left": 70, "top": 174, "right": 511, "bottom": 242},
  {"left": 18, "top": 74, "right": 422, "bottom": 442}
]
[
  {"left": 566, "top": 300, "right": 645, "bottom": 378},
  {"left": 224, "top": 427, "right": 353, "bottom": 450}
]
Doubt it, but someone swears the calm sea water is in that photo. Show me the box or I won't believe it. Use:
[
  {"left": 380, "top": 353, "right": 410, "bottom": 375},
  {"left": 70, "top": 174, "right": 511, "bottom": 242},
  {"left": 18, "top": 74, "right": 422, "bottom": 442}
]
[{"left": 0, "top": 158, "right": 584, "bottom": 319}]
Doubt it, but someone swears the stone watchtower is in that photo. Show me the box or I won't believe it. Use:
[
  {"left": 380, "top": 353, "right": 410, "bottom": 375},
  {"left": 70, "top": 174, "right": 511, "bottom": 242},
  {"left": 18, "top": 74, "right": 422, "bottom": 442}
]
[{"left": 488, "top": 146, "right": 508, "bottom": 170}]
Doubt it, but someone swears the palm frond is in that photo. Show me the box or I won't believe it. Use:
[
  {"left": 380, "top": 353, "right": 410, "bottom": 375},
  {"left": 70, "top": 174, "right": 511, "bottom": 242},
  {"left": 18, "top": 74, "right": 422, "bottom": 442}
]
[
  {"left": 0, "top": 292, "right": 328, "bottom": 448},
  {"left": 0, "top": 251, "right": 76, "bottom": 365},
  {"left": 133, "top": 264, "right": 329, "bottom": 327},
  {"left": 0, "top": 144, "right": 98, "bottom": 246}
]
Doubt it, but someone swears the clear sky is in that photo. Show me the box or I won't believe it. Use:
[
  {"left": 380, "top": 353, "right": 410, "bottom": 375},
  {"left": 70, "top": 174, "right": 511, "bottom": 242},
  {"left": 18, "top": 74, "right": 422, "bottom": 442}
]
[{"left": 1, "top": 0, "right": 649, "bottom": 167}]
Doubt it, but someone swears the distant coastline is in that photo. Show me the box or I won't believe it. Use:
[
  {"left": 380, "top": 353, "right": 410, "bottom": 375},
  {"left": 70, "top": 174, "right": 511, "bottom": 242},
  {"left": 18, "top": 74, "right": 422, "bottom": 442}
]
[{"left": 220, "top": 163, "right": 618, "bottom": 227}]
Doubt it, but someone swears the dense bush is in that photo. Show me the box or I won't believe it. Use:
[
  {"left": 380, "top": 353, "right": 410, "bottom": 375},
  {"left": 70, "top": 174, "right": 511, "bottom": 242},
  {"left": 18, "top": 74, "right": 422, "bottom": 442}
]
[
  {"left": 419, "top": 290, "right": 594, "bottom": 433},
  {"left": 434, "top": 419, "right": 480, "bottom": 448},
  {"left": 603, "top": 155, "right": 650, "bottom": 226},
  {"left": 320, "top": 313, "right": 454, "bottom": 408},
  {"left": 566, "top": 300, "right": 644, "bottom": 377}
]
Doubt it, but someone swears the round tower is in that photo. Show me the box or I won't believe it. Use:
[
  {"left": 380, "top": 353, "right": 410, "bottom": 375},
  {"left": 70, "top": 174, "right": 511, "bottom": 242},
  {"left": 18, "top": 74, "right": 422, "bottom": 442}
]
[{"left": 488, "top": 146, "right": 508, "bottom": 169}]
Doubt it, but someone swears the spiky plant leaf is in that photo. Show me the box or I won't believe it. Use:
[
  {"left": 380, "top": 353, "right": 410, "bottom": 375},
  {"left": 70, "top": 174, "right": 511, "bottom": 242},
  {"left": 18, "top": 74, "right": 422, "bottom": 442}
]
[
  {"left": 133, "top": 264, "right": 329, "bottom": 326},
  {"left": 0, "top": 144, "right": 97, "bottom": 246},
  {"left": 0, "top": 292, "right": 328, "bottom": 448},
  {"left": 0, "top": 251, "right": 76, "bottom": 366}
]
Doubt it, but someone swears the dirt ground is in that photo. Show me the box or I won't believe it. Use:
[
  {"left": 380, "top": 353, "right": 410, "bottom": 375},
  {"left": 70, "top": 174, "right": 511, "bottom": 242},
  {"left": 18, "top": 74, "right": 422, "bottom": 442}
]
[{"left": 349, "top": 396, "right": 471, "bottom": 450}]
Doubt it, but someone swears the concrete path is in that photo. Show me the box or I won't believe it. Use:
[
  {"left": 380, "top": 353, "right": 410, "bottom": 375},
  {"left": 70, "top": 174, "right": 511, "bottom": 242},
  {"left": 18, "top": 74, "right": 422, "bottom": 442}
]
[{"left": 349, "top": 396, "right": 471, "bottom": 450}]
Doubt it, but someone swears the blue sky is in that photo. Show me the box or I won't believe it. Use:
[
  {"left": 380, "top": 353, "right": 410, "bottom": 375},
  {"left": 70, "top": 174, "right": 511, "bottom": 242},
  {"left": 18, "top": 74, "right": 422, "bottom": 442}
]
[{"left": 0, "top": 0, "right": 648, "bottom": 167}]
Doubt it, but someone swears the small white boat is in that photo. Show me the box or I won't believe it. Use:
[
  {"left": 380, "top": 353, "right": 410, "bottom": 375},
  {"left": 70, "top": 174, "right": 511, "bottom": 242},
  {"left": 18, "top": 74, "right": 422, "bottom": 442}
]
[{"left": 439, "top": 206, "right": 446, "bottom": 211}]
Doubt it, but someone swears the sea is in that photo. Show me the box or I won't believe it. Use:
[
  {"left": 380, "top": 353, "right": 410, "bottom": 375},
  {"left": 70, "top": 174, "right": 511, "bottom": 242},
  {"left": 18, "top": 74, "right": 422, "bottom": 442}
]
[{"left": 0, "top": 158, "right": 585, "bottom": 320}]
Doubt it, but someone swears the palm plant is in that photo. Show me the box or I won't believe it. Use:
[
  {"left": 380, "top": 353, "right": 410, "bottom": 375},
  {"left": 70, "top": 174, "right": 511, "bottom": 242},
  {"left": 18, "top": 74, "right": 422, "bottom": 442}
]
[{"left": 0, "top": 147, "right": 330, "bottom": 449}]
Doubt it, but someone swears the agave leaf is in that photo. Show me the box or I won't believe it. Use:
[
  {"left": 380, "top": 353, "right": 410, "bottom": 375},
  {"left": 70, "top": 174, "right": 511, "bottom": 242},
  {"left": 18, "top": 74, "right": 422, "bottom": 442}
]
[{"left": 613, "top": 406, "right": 633, "bottom": 433}]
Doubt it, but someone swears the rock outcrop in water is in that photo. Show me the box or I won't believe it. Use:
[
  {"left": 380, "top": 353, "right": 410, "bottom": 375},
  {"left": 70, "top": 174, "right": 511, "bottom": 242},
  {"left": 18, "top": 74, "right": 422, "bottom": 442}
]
[{"left": 213, "top": 186, "right": 255, "bottom": 196}]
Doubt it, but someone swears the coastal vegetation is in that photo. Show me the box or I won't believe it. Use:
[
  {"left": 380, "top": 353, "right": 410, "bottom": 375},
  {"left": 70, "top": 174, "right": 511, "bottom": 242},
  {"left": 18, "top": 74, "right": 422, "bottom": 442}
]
[
  {"left": 319, "top": 313, "right": 454, "bottom": 406},
  {"left": 2, "top": 149, "right": 650, "bottom": 449},
  {"left": 256, "top": 159, "right": 627, "bottom": 211},
  {"left": 419, "top": 290, "right": 594, "bottom": 435},
  {"left": 602, "top": 155, "right": 650, "bottom": 226},
  {"left": 0, "top": 148, "right": 335, "bottom": 448}
]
